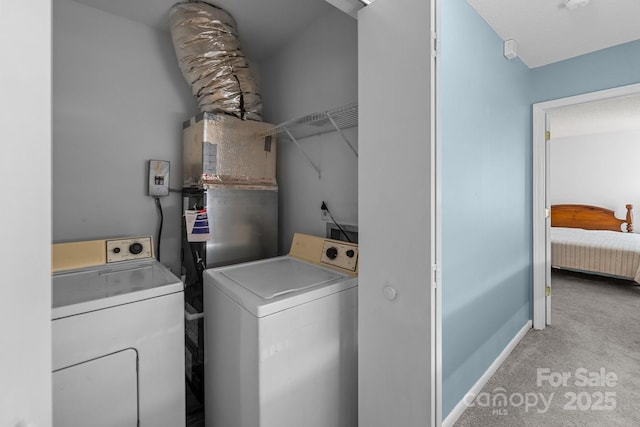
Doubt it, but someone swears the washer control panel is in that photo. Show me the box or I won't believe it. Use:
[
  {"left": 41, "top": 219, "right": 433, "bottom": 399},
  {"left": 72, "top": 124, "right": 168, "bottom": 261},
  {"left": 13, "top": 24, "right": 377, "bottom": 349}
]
[
  {"left": 289, "top": 233, "right": 358, "bottom": 275},
  {"left": 320, "top": 241, "right": 358, "bottom": 272},
  {"left": 106, "top": 237, "right": 153, "bottom": 263}
]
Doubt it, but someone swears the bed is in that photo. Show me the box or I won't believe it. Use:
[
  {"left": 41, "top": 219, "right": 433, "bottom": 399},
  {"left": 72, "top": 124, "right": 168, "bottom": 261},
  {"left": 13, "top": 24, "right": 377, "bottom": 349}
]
[{"left": 550, "top": 204, "right": 640, "bottom": 284}]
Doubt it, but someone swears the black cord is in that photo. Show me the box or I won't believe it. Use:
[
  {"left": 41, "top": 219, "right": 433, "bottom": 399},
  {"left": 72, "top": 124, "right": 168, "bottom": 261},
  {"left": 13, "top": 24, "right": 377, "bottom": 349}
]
[
  {"left": 321, "top": 201, "right": 352, "bottom": 243},
  {"left": 154, "top": 196, "right": 164, "bottom": 261}
]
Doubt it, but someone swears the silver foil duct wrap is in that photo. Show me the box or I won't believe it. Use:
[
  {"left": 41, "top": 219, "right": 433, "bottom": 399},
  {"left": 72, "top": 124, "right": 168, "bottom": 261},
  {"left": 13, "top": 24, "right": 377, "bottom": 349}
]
[{"left": 169, "top": 2, "right": 263, "bottom": 121}]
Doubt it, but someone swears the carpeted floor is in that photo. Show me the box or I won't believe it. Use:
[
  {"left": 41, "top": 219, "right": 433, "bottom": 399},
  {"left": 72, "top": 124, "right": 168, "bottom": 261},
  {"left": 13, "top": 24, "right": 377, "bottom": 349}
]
[{"left": 454, "top": 269, "right": 640, "bottom": 427}]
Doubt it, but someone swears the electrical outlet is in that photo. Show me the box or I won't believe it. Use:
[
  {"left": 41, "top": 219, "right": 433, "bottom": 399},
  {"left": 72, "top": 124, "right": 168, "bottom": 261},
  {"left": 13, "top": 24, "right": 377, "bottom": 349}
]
[
  {"left": 148, "top": 160, "right": 170, "bottom": 197},
  {"left": 321, "top": 209, "right": 330, "bottom": 221}
]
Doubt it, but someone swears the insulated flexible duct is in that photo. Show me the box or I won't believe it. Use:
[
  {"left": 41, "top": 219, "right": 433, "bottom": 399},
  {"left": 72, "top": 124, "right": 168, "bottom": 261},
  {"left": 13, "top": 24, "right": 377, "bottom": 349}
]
[{"left": 169, "top": 1, "right": 262, "bottom": 121}]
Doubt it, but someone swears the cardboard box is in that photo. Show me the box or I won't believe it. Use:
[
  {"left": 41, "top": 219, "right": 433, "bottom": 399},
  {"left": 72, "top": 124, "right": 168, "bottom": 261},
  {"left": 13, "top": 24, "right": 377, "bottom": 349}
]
[{"left": 183, "top": 112, "right": 277, "bottom": 188}]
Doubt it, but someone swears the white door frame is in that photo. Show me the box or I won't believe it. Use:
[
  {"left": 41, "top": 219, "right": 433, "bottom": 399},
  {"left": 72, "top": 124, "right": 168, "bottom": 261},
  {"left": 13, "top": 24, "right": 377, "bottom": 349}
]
[{"left": 532, "top": 82, "right": 640, "bottom": 330}]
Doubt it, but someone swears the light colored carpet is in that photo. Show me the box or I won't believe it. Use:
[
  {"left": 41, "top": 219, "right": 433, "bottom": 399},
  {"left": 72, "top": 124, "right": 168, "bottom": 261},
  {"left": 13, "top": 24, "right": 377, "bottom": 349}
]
[{"left": 453, "top": 269, "right": 640, "bottom": 427}]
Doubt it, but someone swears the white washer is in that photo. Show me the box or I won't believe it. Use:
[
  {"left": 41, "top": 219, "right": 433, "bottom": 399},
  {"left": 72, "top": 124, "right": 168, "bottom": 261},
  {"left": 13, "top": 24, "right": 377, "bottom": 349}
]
[
  {"left": 203, "top": 233, "right": 358, "bottom": 427},
  {"left": 51, "top": 237, "right": 185, "bottom": 427}
]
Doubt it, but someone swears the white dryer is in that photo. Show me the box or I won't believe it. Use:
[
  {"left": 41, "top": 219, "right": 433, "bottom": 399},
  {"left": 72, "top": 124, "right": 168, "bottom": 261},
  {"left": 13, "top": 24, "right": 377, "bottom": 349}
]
[
  {"left": 204, "top": 233, "right": 358, "bottom": 427},
  {"left": 51, "top": 237, "right": 185, "bottom": 427}
]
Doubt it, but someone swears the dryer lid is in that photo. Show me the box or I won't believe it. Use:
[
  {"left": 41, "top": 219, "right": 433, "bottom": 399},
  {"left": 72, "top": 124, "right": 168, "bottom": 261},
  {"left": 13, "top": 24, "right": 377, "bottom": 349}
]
[
  {"left": 52, "top": 259, "right": 183, "bottom": 319},
  {"left": 220, "top": 257, "right": 341, "bottom": 300}
]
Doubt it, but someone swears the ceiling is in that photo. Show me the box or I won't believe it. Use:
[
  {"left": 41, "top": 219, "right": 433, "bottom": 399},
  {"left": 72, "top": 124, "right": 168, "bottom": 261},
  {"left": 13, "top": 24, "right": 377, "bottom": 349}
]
[
  {"left": 467, "top": 0, "right": 640, "bottom": 68},
  {"left": 71, "top": 0, "right": 640, "bottom": 69},
  {"left": 71, "top": 0, "right": 337, "bottom": 62}
]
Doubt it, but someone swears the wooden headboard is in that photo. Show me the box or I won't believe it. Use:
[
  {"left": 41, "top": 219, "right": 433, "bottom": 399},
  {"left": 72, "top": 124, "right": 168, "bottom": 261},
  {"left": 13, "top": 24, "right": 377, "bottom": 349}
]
[{"left": 551, "top": 204, "right": 633, "bottom": 233}]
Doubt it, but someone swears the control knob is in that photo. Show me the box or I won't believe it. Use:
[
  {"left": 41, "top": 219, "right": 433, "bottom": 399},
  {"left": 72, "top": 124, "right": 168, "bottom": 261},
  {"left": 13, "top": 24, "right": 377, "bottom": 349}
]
[
  {"left": 325, "top": 247, "right": 338, "bottom": 260},
  {"left": 346, "top": 249, "right": 355, "bottom": 258},
  {"left": 129, "top": 242, "right": 144, "bottom": 255}
]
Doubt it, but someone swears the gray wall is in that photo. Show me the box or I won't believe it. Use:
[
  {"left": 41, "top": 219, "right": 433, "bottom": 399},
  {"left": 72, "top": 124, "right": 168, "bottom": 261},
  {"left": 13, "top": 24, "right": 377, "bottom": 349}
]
[
  {"left": 259, "top": 6, "right": 358, "bottom": 252},
  {"left": 52, "top": 0, "right": 198, "bottom": 273},
  {"left": 1, "top": 1, "right": 52, "bottom": 425},
  {"left": 53, "top": 0, "right": 357, "bottom": 264}
]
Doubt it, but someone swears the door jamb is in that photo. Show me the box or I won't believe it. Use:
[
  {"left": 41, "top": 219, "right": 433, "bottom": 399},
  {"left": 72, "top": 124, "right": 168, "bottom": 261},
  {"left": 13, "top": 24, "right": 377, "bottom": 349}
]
[{"left": 532, "top": 82, "right": 640, "bottom": 330}]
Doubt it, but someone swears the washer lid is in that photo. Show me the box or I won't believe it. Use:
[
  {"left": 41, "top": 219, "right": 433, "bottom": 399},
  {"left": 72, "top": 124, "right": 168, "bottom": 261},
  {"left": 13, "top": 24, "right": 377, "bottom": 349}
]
[
  {"left": 207, "top": 256, "right": 357, "bottom": 317},
  {"left": 221, "top": 257, "right": 341, "bottom": 300},
  {"left": 52, "top": 259, "right": 183, "bottom": 319}
]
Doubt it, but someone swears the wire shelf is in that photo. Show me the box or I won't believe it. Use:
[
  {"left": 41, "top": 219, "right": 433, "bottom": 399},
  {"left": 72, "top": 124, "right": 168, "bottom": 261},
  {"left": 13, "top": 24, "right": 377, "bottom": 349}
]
[
  {"left": 262, "top": 103, "right": 358, "bottom": 141},
  {"left": 259, "top": 102, "right": 358, "bottom": 179}
]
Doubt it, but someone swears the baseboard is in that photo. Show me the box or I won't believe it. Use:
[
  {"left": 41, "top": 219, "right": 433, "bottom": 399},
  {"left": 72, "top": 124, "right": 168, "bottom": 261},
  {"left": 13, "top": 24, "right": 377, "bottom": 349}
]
[{"left": 442, "top": 320, "right": 532, "bottom": 427}]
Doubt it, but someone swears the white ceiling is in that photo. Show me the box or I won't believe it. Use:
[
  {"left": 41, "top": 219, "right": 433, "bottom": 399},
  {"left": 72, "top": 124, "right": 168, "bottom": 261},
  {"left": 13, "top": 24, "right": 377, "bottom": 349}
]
[
  {"left": 467, "top": 0, "right": 640, "bottom": 68},
  {"left": 71, "top": 0, "right": 336, "bottom": 62},
  {"left": 71, "top": 0, "right": 640, "bottom": 69}
]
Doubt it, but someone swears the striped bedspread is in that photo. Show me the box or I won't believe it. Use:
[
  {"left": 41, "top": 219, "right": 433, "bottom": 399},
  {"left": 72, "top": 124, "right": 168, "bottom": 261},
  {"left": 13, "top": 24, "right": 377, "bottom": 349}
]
[{"left": 551, "top": 227, "right": 640, "bottom": 283}]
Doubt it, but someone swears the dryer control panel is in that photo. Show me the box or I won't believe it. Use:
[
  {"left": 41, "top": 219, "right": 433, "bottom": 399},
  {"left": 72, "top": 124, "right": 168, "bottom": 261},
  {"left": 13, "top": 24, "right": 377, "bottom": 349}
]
[
  {"left": 106, "top": 237, "right": 153, "bottom": 263},
  {"left": 52, "top": 236, "right": 155, "bottom": 272}
]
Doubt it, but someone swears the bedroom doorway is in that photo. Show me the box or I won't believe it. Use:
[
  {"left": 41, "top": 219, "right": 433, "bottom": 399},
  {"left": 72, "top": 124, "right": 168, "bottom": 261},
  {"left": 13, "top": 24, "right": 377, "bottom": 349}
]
[{"left": 532, "top": 82, "right": 640, "bottom": 330}]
